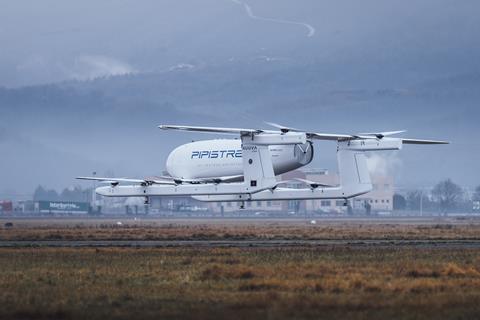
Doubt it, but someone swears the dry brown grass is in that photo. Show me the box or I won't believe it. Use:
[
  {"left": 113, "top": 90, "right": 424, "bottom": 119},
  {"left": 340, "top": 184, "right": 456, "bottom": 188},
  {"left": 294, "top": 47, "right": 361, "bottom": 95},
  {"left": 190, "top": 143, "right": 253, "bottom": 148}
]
[
  {"left": 2, "top": 218, "right": 480, "bottom": 241},
  {"left": 0, "top": 246, "right": 480, "bottom": 319}
]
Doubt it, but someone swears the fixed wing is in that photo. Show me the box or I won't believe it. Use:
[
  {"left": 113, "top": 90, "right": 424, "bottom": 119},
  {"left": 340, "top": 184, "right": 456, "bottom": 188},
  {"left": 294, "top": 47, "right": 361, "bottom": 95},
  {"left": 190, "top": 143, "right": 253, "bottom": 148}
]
[{"left": 77, "top": 123, "right": 447, "bottom": 206}]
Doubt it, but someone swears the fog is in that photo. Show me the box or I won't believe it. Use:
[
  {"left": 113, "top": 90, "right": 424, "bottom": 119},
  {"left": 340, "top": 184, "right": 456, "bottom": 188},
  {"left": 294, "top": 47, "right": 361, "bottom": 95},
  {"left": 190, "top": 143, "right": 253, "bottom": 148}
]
[{"left": 0, "top": 0, "right": 479, "bottom": 198}]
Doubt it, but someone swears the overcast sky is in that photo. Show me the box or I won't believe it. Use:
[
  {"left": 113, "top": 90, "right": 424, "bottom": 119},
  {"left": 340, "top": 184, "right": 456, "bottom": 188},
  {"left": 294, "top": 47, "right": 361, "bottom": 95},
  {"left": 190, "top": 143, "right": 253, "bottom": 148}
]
[
  {"left": 0, "top": 0, "right": 479, "bottom": 197},
  {"left": 1, "top": 0, "right": 479, "bottom": 87}
]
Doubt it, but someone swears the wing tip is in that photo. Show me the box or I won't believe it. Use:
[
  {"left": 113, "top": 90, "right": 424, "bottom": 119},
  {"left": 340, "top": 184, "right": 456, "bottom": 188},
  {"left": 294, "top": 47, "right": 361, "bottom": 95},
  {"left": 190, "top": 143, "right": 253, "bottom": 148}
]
[{"left": 402, "top": 139, "right": 450, "bottom": 145}]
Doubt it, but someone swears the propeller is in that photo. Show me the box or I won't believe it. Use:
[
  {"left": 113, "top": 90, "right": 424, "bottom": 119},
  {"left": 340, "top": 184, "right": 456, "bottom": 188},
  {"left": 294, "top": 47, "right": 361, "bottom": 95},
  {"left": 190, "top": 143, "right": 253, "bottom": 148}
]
[
  {"left": 264, "top": 121, "right": 302, "bottom": 133},
  {"left": 293, "top": 142, "right": 314, "bottom": 165},
  {"left": 357, "top": 130, "right": 406, "bottom": 139},
  {"left": 296, "top": 142, "right": 311, "bottom": 154},
  {"left": 294, "top": 178, "right": 336, "bottom": 189}
]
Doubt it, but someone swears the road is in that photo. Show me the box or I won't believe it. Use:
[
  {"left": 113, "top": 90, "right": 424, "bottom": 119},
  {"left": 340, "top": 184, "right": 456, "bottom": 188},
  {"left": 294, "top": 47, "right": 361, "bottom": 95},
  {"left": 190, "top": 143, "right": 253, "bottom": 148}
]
[{"left": 2, "top": 239, "right": 480, "bottom": 248}]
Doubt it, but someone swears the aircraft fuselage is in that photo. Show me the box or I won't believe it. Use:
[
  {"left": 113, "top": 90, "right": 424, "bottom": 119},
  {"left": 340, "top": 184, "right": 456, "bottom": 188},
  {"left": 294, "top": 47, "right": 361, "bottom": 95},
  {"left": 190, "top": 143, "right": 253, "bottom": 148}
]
[{"left": 166, "top": 139, "right": 313, "bottom": 179}]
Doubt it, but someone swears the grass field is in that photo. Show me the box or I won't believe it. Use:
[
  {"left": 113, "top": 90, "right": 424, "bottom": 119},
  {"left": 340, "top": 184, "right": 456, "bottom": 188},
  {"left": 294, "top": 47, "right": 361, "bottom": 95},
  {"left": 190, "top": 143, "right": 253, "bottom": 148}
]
[
  {"left": 2, "top": 217, "right": 480, "bottom": 241},
  {"left": 1, "top": 218, "right": 480, "bottom": 319},
  {"left": 1, "top": 246, "right": 480, "bottom": 319}
]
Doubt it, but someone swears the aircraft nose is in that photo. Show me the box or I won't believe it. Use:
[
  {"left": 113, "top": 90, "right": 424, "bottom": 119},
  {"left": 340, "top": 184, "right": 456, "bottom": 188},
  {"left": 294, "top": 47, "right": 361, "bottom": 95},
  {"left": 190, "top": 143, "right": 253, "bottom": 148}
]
[
  {"left": 95, "top": 186, "right": 111, "bottom": 196},
  {"left": 165, "top": 146, "right": 182, "bottom": 177}
]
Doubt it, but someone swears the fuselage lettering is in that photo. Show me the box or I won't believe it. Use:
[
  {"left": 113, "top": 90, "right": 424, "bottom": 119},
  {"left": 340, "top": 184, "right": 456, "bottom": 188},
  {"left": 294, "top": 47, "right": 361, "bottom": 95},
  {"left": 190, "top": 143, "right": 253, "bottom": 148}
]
[{"left": 191, "top": 150, "right": 242, "bottom": 159}]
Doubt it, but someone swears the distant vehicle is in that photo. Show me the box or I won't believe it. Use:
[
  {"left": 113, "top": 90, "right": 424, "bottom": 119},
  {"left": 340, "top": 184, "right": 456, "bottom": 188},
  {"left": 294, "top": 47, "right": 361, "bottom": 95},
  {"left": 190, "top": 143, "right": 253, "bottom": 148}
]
[
  {"left": 177, "top": 205, "right": 209, "bottom": 212},
  {"left": 77, "top": 123, "right": 447, "bottom": 206},
  {"left": 377, "top": 211, "right": 392, "bottom": 216}
]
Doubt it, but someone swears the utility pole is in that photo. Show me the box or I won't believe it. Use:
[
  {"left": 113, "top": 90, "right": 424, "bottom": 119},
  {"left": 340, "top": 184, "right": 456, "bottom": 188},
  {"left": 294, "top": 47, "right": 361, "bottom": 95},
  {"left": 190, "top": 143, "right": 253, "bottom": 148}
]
[
  {"left": 420, "top": 189, "right": 423, "bottom": 217},
  {"left": 92, "top": 171, "right": 97, "bottom": 212}
]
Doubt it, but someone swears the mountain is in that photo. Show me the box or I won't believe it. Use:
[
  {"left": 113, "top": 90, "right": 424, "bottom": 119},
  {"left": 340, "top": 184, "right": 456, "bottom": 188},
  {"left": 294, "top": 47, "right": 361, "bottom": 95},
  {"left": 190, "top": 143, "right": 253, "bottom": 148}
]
[{"left": 0, "top": 59, "right": 479, "bottom": 196}]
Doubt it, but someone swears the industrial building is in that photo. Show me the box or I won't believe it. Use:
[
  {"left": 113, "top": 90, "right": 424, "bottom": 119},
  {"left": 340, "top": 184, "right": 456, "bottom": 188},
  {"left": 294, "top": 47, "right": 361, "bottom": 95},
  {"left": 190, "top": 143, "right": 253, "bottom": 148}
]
[{"left": 302, "top": 168, "right": 394, "bottom": 214}]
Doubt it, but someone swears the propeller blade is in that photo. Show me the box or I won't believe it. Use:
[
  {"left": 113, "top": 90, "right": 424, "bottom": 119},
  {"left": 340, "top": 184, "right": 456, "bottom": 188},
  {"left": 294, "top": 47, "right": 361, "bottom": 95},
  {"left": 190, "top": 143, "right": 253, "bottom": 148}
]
[
  {"left": 158, "top": 125, "right": 265, "bottom": 135},
  {"left": 264, "top": 121, "right": 302, "bottom": 133},
  {"left": 358, "top": 130, "right": 406, "bottom": 139},
  {"left": 294, "top": 178, "right": 336, "bottom": 189},
  {"left": 296, "top": 144, "right": 306, "bottom": 153},
  {"left": 304, "top": 142, "right": 311, "bottom": 153}
]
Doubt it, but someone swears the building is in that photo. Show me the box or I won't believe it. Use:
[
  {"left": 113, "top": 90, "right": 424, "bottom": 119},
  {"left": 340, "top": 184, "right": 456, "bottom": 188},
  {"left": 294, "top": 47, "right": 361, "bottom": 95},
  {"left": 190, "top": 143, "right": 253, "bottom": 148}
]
[
  {"left": 279, "top": 170, "right": 308, "bottom": 213},
  {"left": 302, "top": 169, "right": 344, "bottom": 214},
  {"left": 93, "top": 195, "right": 210, "bottom": 215},
  {"left": 150, "top": 196, "right": 209, "bottom": 214},
  {"left": 210, "top": 199, "right": 283, "bottom": 215},
  {"left": 358, "top": 175, "right": 394, "bottom": 212},
  {"left": 300, "top": 168, "right": 394, "bottom": 214}
]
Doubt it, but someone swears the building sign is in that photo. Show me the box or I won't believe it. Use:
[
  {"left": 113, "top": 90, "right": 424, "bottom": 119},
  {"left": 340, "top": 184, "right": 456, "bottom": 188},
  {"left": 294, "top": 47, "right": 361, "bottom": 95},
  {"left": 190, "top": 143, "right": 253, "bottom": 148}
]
[{"left": 38, "top": 201, "right": 89, "bottom": 214}]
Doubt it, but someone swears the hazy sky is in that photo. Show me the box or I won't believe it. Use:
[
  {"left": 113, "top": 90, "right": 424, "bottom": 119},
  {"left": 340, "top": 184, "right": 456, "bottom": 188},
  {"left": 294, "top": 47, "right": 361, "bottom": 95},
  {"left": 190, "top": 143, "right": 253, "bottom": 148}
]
[
  {"left": 1, "top": 0, "right": 479, "bottom": 87},
  {"left": 0, "top": 0, "right": 479, "bottom": 197}
]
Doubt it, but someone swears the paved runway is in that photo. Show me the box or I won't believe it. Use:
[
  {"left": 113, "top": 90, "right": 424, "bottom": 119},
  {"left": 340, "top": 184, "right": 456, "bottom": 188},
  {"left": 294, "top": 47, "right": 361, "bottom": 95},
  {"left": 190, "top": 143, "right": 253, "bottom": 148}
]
[{"left": 2, "top": 239, "right": 480, "bottom": 248}]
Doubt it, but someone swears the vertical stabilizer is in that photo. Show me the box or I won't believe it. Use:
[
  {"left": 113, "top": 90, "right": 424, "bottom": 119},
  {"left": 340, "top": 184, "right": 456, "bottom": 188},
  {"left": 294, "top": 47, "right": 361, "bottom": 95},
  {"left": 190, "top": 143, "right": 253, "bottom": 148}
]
[
  {"left": 337, "top": 141, "right": 373, "bottom": 196},
  {"left": 337, "top": 149, "right": 372, "bottom": 188}
]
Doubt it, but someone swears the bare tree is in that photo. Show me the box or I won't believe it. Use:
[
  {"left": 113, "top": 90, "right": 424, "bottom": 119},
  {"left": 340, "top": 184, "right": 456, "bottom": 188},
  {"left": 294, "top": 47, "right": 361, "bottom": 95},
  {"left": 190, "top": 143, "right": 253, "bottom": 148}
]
[
  {"left": 393, "top": 194, "right": 407, "bottom": 210},
  {"left": 431, "top": 179, "right": 463, "bottom": 214},
  {"left": 474, "top": 185, "right": 480, "bottom": 201},
  {"left": 406, "top": 190, "right": 433, "bottom": 211},
  {"left": 33, "top": 185, "right": 59, "bottom": 201},
  {"left": 406, "top": 190, "right": 421, "bottom": 210}
]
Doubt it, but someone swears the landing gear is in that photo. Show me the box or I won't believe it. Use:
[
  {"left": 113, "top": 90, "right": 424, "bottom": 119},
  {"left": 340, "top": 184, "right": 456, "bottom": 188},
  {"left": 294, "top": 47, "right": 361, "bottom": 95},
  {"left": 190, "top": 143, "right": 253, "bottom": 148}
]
[
  {"left": 144, "top": 196, "right": 150, "bottom": 205},
  {"left": 239, "top": 201, "right": 245, "bottom": 209}
]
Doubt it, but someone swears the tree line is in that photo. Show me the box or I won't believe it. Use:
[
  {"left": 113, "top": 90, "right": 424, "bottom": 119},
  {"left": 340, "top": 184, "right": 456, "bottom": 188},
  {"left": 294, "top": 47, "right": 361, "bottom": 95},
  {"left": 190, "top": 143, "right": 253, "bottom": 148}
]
[
  {"left": 394, "top": 179, "right": 480, "bottom": 213},
  {"left": 33, "top": 186, "right": 92, "bottom": 203}
]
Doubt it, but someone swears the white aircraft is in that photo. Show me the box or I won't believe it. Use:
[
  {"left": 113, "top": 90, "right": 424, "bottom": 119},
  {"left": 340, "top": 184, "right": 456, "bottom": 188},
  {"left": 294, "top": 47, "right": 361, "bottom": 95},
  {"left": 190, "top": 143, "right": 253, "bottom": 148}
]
[{"left": 77, "top": 123, "right": 447, "bottom": 206}]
